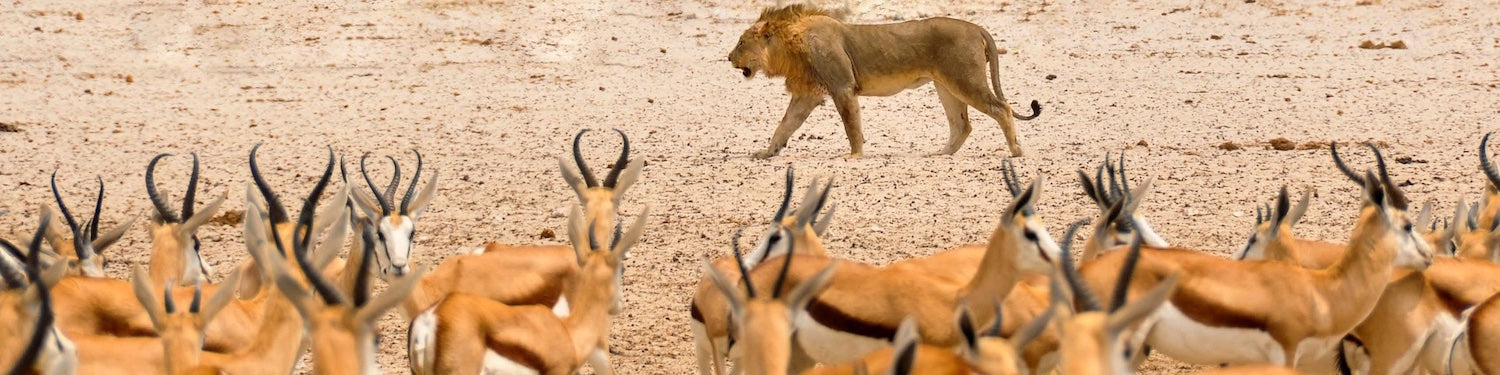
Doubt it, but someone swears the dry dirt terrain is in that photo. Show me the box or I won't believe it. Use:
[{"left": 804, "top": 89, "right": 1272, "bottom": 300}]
[{"left": 2, "top": 0, "right": 1499, "bottom": 373}]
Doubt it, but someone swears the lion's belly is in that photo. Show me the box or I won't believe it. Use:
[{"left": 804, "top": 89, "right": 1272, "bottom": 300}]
[{"left": 856, "top": 75, "right": 930, "bottom": 97}]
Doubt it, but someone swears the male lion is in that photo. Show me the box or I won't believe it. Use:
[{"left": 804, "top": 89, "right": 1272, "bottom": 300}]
[{"left": 729, "top": 5, "right": 1042, "bottom": 159}]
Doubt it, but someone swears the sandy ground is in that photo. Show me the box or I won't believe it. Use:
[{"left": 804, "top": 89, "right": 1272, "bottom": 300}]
[{"left": 3, "top": 0, "right": 1499, "bottom": 373}]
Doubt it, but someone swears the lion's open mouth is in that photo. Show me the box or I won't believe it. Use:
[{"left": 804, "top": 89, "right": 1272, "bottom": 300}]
[{"left": 738, "top": 67, "right": 752, "bottom": 78}]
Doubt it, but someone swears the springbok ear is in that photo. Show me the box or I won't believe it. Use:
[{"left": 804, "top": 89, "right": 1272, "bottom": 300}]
[
  {"left": 886, "top": 317, "right": 919, "bottom": 375},
  {"left": 611, "top": 159, "right": 645, "bottom": 202},
  {"left": 1284, "top": 188, "right": 1313, "bottom": 229},
  {"left": 92, "top": 215, "right": 137, "bottom": 253},
  {"left": 313, "top": 205, "right": 351, "bottom": 270},
  {"left": 199, "top": 271, "right": 242, "bottom": 326},
  {"left": 272, "top": 274, "right": 316, "bottom": 320},
  {"left": 558, "top": 157, "right": 590, "bottom": 203},
  {"left": 1122, "top": 178, "right": 1154, "bottom": 216},
  {"left": 348, "top": 186, "right": 382, "bottom": 221},
  {"left": 130, "top": 265, "right": 166, "bottom": 331},
  {"left": 1106, "top": 275, "right": 1179, "bottom": 336},
  {"left": 407, "top": 170, "right": 441, "bottom": 218},
  {"left": 703, "top": 258, "right": 747, "bottom": 317},
  {"left": 355, "top": 264, "right": 427, "bottom": 324},
  {"left": 813, "top": 204, "right": 836, "bottom": 238},
  {"left": 182, "top": 191, "right": 228, "bottom": 232},
  {"left": 784, "top": 261, "right": 837, "bottom": 318},
  {"left": 610, "top": 205, "right": 651, "bottom": 261},
  {"left": 565, "top": 205, "right": 588, "bottom": 265},
  {"left": 311, "top": 185, "right": 349, "bottom": 237},
  {"left": 955, "top": 303, "right": 979, "bottom": 357}
]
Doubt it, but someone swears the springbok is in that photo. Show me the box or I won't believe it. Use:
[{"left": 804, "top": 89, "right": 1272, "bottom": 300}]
[
  {"left": 692, "top": 166, "right": 835, "bottom": 375},
  {"left": 727, "top": 168, "right": 1060, "bottom": 371},
  {"left": 1077, "top": 143, "right": 1432, "bottom": 370},
  {"left": 268, "top": 157, "right": 424, "bottom": 375},
  {"left": 557, "top": 128, "right": 644, "bottom": 243},
  {"left": 407, "top": 204, "right": 649, "bottom": 375},
  {"left": 1, "top": 212, "right": 77, "bottom": 375},
  {"left": 1075, "top": 153, "right": 1170, "bottom": 259},
  {"left": 145, "top": 153, "right": 227, "bottom": 287},
  {"left": 46, "top": 172, "right": 135, "bottom": 278},
  {"left": 349, "top": 150, "right": 439, "bottom": 278},
  {"left": 699, "top": 228, "right": 837, "bottom": 375},
  {"left": 1056, "top": 224, "right": 1180, "bottom": 375}
]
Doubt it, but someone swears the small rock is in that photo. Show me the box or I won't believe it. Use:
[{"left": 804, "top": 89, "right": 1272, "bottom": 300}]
[
  {"left": 1137, "top": 140, "right": 1149, "bottom": 147},
  {"left": 1045, "top": 74, "right": 1057, "bottom": 80},
  {"left": 1269, "top": 137, "right": 1296, "bottom": 151},
  {"left": 539, "top": 228, "right": 556, "bottom": 239},
  {"left": 1218, "top": 141, "right": 1242, "bottom": 151}
]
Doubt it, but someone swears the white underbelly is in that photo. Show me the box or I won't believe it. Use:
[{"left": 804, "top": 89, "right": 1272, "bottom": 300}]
[
  {"left": 482, "top": 349, "right": 541, "bottom": 375},
  {"left": 1147, "top": 303, "right": 1288, "bottom": 365},
  {"left": 793, "top": 312, "right": 891, "bottom": 365}
]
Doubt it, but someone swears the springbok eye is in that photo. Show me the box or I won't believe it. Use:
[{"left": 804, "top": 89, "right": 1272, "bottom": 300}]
[
  {"left": 1022, "top": 230, "right": 1039, "bottom": 242},
  {"left": 1402, "top": 223, "right": 1414, "bottom": 232},
  {"left": 377, "top": 232, "right": 386, "bottom": 241}
]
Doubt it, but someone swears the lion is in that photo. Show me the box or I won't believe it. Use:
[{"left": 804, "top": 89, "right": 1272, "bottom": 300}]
[{"left": 728, "top": 5, "right": 1042, "bottom": 159}]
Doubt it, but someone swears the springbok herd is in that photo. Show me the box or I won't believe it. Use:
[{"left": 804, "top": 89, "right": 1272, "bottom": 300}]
[{"left": 2, "top": 127, "right": 1500, "bottom": 375}]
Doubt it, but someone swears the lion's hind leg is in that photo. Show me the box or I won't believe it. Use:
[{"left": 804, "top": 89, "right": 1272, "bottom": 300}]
[
  {"left": 933, "top": 85, "right": 973, "bottom": 156},
  {"left": 949, "top": 79, "right": 1025, "bottom": 157}
]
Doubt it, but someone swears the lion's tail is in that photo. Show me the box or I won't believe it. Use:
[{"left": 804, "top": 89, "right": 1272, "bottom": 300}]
[{"left": 983, "top": 30, "right": 1041, "bottom": 121}]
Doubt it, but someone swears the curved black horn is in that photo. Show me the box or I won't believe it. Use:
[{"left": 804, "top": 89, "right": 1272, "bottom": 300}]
[
  {"left": 771, "top": 229, "right": 797, "bottom": 299},
  {"left": 163, "top": 280, "right": 177, "bottom": 314},
  {"left": 572, "top": 129, "right": 600, "bottom": 188},
  {"left": 250, "top": 144, "right": 291, "bottom": 225},
  {"left": 146, "top": 154, "right": 181, "bottom": 223},
  {"left": 773, "top": 166, "right": 794, "bottom": 222},
  {"left": 291, "top": 147, "right": 347, "bottom": 306},
  {"left": 1482, "top": 132, "right": 1500, "bottom": 191},
  {"left": 400, "top": 149, "right": 423, "bottom": 216},
  {"left": 359, "top": 153, "right": 392, "bottom": 215},
  {"left": 1105, "top": 152, "right": 1122, "bottom": 201},
  {"left": 0, "top": 239, "right": 26, "bottom": 289},
  {"left": 188, "top": 282, "right": 202, "bottom": 313},
  {"left": 1365, "top": 142, "right": 1408, "bottom": 210},
  {"left": 1058, "top": 219, "right": 1102, "bottom": 312},
  {"left": 1329, "top": 142, "right": 1365, "bottom": 185},
  {"left": 1119, "top": 152, "right": 1131, "bottom": 196},
  {"left": 602, "top": 129, "right": 630, "bottom": 188},
  {"left": 12, "top": 213, "right": 54, "bottom": 375},
  {"left": 730, "top": 228, "right": 756, "bottom": 299},
  {"left": 50, "top": 171, "right": 79, "bottom": 234},
  {"left": 183, "top": 153, "right": 200, "bottom": 220},
  {"left": 88, "top": 177, "right": 104, "bottom": 242},
  {"left": 1001, "top": 159, "right": 1021, "bottom": 197},
  {"left": 382, "top": 155, "right": 401, "bottom": 208},
  {"left": 354, "top": 225, "right": 376, "bottom": 307},
  {"left": 1108, "top": 233, "right": 1145, "bottom": 313}
]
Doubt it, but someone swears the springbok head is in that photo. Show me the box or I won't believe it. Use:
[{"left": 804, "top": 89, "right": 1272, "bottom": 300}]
[
  {"left": 558, "top": 129, "right": 645, "bottom": 241},
  {"left": 48, "top": 172, "right": 134, "bottom": 278},
  {"left": 1330, "top": 141, "right": 1434, "bottom": 270},
  {"left": 1077, "top": 152, "right": 1168, "bottom": 251},
  {"left": 146, "top": 153, "right": 227, "bottom": 285},
  {"left": 350, "top": 150, "right": 439, "bottom": 278}
]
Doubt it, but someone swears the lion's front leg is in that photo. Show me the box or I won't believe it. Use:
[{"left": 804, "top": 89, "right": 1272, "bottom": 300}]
[
  {"left": 830, "top": 90, "right": 863, "bottom": 159},
  {"left": 755, "top": 94, "right": 824, "bottom": 159}
]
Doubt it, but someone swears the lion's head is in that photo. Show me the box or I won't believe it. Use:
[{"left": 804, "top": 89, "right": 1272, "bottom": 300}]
[{"left": 728, "top": 4, "right": 845, "bottom": 80}]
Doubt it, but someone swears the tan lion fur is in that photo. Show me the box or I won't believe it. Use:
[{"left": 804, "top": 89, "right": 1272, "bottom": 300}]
[{"left": 729, "top": 5, "right": 1041, "bottom": 159}]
